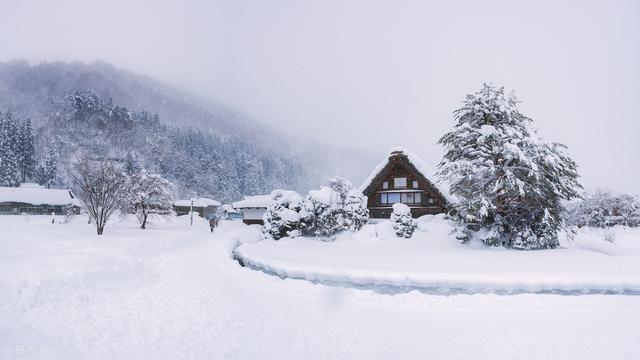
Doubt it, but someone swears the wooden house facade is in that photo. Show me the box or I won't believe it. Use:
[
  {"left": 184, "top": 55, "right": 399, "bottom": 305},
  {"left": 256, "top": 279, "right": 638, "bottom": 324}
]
[{"left": 360, "top": 148, "right": 449, "bottom": 219}]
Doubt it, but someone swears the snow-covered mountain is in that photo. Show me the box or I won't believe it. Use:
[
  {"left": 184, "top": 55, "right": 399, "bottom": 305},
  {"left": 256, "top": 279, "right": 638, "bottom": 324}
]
[{"left": 0, "top": 60, "right": 373, "bottom": 202}]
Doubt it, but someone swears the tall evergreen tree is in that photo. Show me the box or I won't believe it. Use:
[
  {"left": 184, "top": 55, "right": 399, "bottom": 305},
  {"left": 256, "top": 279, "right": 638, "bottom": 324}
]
[
  {"left": 43, "top": 145, "right": 58, "bottom": 188},
  {"left": 0, "top": 112, "right": 21, "bottom": 186},
  {"left": 16, "top": 119, "right": 35, "bottom": 182},
  {"left": 438, "top": 84, "right": 582, "bottom": 249}
]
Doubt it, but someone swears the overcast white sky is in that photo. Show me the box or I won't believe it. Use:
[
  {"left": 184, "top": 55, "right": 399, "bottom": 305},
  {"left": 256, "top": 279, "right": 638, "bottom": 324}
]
[{"left": 0, "top": 0, "right": 638, "bottom": 192}]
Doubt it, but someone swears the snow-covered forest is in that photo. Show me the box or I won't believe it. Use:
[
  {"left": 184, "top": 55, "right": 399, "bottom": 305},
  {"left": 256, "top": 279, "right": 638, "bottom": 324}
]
[{"left": 0, "top": 61, "right": 373, "bottom": 202}]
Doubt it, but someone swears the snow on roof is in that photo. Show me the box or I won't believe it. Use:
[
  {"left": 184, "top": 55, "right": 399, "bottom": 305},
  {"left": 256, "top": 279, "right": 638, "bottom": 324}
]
[
  {"left": 308, "top": 186, "right": 339, "bottom": 206},
  {"left": 0, "top": 186, "right": 81, "bottom": 206},
  {"left": 219, "top": 204, "right": 240, "bottom": 214},
  {"left": 232, "top": 195, "right": 272, "bottom": 209},
  {"left": 358, "top": 147, "right": 455, "bottom": 203},
  {"left": 173, "top": 197, "right": 221, "bottom": 208}
]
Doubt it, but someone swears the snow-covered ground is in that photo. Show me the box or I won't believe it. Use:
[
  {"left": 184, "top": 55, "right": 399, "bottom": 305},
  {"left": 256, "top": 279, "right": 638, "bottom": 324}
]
[
  {"left": 236, "top": 215, "right": 640, "bottom": 295},
  {"left": 1, "top": 215, "right": 640, "bottom": 359}
]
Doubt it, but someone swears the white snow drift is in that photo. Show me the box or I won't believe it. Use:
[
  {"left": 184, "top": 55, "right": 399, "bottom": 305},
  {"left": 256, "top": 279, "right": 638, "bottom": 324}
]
[
  {"left": 1, "top": 215, "right": 639, "bottom": 359},
  {"left": 235, "top": 215, "right": 640, "bottom": 295}
]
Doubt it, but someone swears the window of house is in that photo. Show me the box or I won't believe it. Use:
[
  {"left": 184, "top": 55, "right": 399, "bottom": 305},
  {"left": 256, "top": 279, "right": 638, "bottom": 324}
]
[
  {"left": 428, "top": 198, "right": 434, "bottom": 204},
  {"left": 412, "top": 180, "right": 418, "bottom": 188},
  {"left": 393, "top": 177, "right": 407, "bottom": 188},
  {"left": 401, "top": 193, "right": 414, "bottom": 204},
  {"left": 382, "top": 181, "right": 388, "bottom": 189},
  {"left": 415, "top": 193, "right": 421, "bottom": 203},
  {"left": 381, "top": 193, "right": 398, "bottom": 204}
]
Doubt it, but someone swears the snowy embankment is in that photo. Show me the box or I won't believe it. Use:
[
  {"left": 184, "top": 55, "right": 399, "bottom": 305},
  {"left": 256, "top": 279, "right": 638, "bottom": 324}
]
[
  {"left": 1, "top": 215, "right": 640, "bottom": 359},
  {"left": 235, "top": 215, "right": 640, "bottom": 295}
]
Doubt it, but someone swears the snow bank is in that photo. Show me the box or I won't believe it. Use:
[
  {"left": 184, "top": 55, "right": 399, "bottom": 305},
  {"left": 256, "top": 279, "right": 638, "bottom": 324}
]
[
  {"left": 236, "top": 217, "right": 640, "bottom": 295},
  {"left": 2, "top": 214, "right": 640, "bottom": 359}
]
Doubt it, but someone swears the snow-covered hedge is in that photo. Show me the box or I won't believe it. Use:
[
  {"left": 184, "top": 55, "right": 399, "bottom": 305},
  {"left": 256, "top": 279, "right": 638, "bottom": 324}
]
[
  {"left": 263, "top": 177, "right": 369, "bottom": 240},
  {"left": 263, "top": 190, "right": 306, "bottom": 239}
]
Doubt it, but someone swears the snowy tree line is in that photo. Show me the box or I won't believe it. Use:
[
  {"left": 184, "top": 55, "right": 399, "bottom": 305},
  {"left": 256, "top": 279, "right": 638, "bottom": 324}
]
[
  {"left": 0, "top": 60, "right": 372, "bottom": 202},
  {"left": 0, "top": 111, "right": 58, "bottom": 188},
  {"left": 565, "top": 190, "right": 640, "bottom": 228},
  {"left": 0, "top": 89, "right": 309, "bottom": 202},
  {"left": 263, "top": 177, "right": 368, "bottom": 240}
]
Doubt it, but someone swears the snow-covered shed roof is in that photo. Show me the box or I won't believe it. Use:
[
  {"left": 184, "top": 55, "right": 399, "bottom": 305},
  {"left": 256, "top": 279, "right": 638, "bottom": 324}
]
[
  {"left": 359, "top": 147, "right": 454, "bottom": 203},
  {"left": 173, "top": 197, "right": 221, "bottom": 208},
  {"left": 0, "top": 186, "right": 81, "bottom": 206},
  {"left": 219, "top": 204, "right": 240, "bottom": 214},
  {"left": 232, "top": 195, "right": 272, "bottom": 209}
]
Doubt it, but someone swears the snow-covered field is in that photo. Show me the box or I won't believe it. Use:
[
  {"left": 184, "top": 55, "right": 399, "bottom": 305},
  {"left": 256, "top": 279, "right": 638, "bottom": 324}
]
[
  {"left": 1, "top": 215, "right": 640, "bottom": 359},
  {"left": 236, "top": 215, "right": 640, "bottom": 295}
]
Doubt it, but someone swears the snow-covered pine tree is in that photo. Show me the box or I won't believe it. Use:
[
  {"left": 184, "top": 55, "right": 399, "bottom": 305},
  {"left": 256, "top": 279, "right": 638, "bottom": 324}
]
[
  {"left": 326, "top": 176, "right": 368, "bottom": 231},
  {"left": 124, "top": 151, "right": 142, "bottom": 176},
  {"left": 391, "top": 203, "right": 415, "bottom": 238},
  {"left": 0, "top": 112, "right": 21, "bottom": 186},
  {"left": 437, "top": 84, "right": 582, "bottom": 249},
  {"left": 125, "top": 169, "right": 174, "bottom": 229},
  {"left": 16, "top": 119, "right": 35, "bottom": 183},
  {"left": 43, "top": 146, "right": 58, "bottom": 188},
  {"left": 303, "top": 186, "right": 342, "bottom": 239},
  {"left": 343, "top": 189, "right": 369, "bottom": 231},
  {"left": 263, "top": 190, "right": 305, "bottom": 240}
]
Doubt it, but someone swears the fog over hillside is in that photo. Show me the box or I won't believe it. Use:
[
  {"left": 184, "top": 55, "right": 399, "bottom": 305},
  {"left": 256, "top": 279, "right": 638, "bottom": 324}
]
[
  {"left": 2, "top": 0, "right": 637, "bottom": 193},
  {"left": 0, "top": 60, "right": 375, "bottom": 201}
]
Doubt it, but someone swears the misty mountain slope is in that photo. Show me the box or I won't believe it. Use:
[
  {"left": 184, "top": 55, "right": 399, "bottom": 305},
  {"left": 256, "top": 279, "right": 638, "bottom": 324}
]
[
  {"left": 0, "top": 60, "right": 374, "bottom": 201},
  {"left": 0, "top": 60, "right": 282, "bottom": 146}
]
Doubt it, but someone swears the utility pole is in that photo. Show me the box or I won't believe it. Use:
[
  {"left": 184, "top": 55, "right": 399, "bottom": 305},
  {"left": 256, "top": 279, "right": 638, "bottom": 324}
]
[{"left": 190, "top": 199, "right": 194, "bottom": 226}]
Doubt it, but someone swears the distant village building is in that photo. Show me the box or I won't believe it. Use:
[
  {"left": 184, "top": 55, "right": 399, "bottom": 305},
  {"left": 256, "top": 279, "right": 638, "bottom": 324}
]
[
  {"left": 0, "top": 183, "right": 81, "bottom": 215},
  {"left": 232, "top": 195, "right": 272, "bottom": 225},
  {"left": 360, "top": 148, "right": 450, "bottom": 219},
  {"left": 217, "top": 204, "right": 242, "bottom": 221},
  {"left": 173, "top": 197, "right": 221, "bottom": 220}
]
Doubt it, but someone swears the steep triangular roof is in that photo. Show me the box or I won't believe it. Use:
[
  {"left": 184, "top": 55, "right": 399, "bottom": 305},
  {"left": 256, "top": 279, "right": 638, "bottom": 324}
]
[{"left": 359, "top": 147, "right": 453, "bottom": 204}]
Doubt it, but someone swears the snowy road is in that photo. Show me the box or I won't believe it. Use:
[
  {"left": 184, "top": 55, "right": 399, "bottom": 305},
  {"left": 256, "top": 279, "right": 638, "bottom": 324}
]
[{"left": 1, "top": 216, "right": 640, "bottom": 359}]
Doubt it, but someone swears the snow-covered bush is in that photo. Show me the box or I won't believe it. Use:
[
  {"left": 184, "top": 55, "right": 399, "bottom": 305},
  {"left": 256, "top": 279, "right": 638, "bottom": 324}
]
[
  {"left": 263, "top": 190, "right": 305, "bottom": 240},
  {"left": 343, "top": 189, "right": 369, "bottom": 231},
  {"left": 263, "top": 177, "right": 369, "bottom": 240},
  {"left": 391, "top": 203, "right": 415, "bottom": 238},
  {"left": 437, "top": 83, "right": 582, "bottom": 249},
  {"left": 603, "top": 229, "right": 616, "bottom": 243},
  {"left": 326, "top": 176, "right": 352, "bottom": 202},
  {"left": 63, "top": 203, "right": 76, "bottom": 224},
  {"left": 565, "top": 190, "right": 639, "bottom": 228}
]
